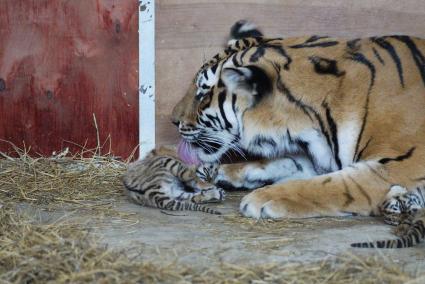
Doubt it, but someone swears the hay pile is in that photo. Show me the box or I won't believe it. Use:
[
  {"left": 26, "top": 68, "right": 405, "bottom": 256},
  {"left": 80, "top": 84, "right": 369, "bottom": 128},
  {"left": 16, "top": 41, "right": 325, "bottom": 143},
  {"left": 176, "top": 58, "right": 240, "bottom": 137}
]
[
  {"left": 0, "top": 146, "right": 424, "bottom": 283},
  {"left": 0, "top": 146, "right": 127, "bottom": 211},
  {"left": 1, "top": 206, "right": 421, "bottom": 284}
]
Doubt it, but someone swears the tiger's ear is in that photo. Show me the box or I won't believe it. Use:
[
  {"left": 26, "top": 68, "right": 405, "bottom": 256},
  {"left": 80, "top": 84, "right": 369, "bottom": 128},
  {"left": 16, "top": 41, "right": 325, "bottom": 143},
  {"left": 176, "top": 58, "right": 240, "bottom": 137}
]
[
  {"left": 221, "top": 67, "right": 252, "bottom": 93},
  {"left": 221, "top": 66, "right": 271, "bottom": 97}
]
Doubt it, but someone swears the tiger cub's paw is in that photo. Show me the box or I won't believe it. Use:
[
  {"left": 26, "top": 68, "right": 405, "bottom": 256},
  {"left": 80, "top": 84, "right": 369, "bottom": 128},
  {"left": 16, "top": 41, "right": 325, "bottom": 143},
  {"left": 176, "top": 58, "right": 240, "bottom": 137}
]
[
  {"left": 196, "top": 163, "right": 219, "bottom": 183},
  {"left": 192, "top": 187, "right": 225, "bottom": 203}
]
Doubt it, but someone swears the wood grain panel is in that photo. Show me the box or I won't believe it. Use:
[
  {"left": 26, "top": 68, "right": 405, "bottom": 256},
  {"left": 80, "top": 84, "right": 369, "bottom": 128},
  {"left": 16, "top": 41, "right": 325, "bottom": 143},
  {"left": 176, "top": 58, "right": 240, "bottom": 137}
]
[
  {"left": 156, "top": 0, "right": 425, "bottom": 145},
  {"left": 0, "top": 0, "right": 138, "bottom": 158}
]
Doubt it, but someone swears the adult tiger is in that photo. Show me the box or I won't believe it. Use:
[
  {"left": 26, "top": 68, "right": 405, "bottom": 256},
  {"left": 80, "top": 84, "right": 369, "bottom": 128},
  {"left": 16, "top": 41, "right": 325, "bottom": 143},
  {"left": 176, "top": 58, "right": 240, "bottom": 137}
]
[{"left": 171, "top": 21, "right": 425, "bottom": 219}]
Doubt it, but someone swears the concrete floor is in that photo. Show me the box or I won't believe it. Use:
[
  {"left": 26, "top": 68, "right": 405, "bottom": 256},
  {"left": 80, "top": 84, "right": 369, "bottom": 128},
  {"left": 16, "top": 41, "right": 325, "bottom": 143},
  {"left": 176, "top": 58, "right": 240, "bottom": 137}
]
[
  {"left": 16, "top": 189, "right": 425, "bottom": 276},
  {"left": 85, "top": 191, "right": 425, "bottom": 272}
]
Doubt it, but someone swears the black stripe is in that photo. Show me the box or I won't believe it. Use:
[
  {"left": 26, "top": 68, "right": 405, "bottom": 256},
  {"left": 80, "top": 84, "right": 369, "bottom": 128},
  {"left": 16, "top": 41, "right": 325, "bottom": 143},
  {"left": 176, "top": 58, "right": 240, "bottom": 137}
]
[
  {"left": 169, "top": 161, "right": 179, "bottom": 174},
  {"left": 349, "top": 51, "right": 376, "bottom": 163},
  {"left": 407, "top": 234, "right": 414, "bottom": 247},
  {"left": 341, "top": 177, "right": 355, "bottom": 207},
  {"left": 210, "top": 63, "right": 218, "bottom": 74},
  {"left": 239, "top": 47, "right": 251, "bottom": 65},
  {"left": 198, "top": 117, "right": 212, "bottom": 128},
  {"left": 123, "top": 182, "right": 144, "bottom": 194},
  {"left": 348, "top": 52, "right": 376, "bottom": 88},
  {"left": 218, "top": 90, "right": 232, "bottom": 129},
  {"left": 347, "top": 175, "right": 372, "bottom": 205},
  {"left": 306, "top": 35, "right": 330, "bottom": 43},
  {"left": 276, "top": 74, "right": 313, "bottom": 121},
  {"left": 392, "top": 36, "right": 425, "bottom": 87},
  {"left": 372, "top": 37, "right": 404, "bottom": 87},
  {"left": 202, "top": 69, "right": 209, "bottom": 81},
  {"left": 378, "top": 147, "right": 416, "bottom": 164},
  {"left": 355, "top": 137, "right": 372, "bottom": 162},
  {"left": 200, "top": 84, "right": 209, "bottom": 90},
  {"left": 231, "top": 54, "right": 240, "bottom": 67},
  {"left": 148, "top": 190, "right": 161, "bottom": 200},
  {"left": 287, "top": 155, "right": 303, "bottom": 171},
  {"left": 347, "top": 38, "right": 361, "bottom": 51},
  {"left": 250, "top": 46, "right": 265, "bottom": 62},
  {"left": 309, "top": 56, "right": 345, "bottom": 77},
  {"left": 290, "top": 41, "right": 339, "bottom": 49},
  {"left": 412, "top": 230, "right": 420, "bottom": 244},
  {"left": 241, "top": 38, "right": 250, "bottom": 47},
  {"left": 323, "top": 102, "right": 342, "bottom": 169},
  {"left": 252, "top": 135, "right": 277, "bottom": 148},
  {"left": 206, "top": 114, "right": 222, "bottom": 129},
  {"left": 162, "top": 157, "right": 173, "bottom": 167},
  {"left": 263, "top": 44, "right": 292, "bottom": 69},
  {"left": 402, "top": 236, "right": 408, "bottom": 248},
  {"left": 372, "top": 47, "right": 385, "bottom": 65},
  {"left": 162, "top": 199, "right": 173, "bottom": 209},
  {"left": 175, "top": 201, "right": 181, "bottom": 210},
  {"left": 286, "top": 129, "right": 293, "bottom": 144},
  {"left": 231, "top": 93, "right": 237, "bottom": 113}
]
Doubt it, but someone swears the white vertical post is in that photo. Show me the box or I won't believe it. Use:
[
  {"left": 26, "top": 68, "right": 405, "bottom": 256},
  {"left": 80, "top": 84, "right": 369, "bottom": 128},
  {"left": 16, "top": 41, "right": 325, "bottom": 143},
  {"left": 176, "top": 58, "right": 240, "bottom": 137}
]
[{"left": 138, "top": 0, "right": 155, "bottom": 159}]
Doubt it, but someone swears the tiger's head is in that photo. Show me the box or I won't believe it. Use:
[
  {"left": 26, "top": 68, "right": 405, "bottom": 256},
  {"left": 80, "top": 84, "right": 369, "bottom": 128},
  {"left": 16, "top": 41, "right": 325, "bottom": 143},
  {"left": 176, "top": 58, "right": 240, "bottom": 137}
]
[{"left": 171, "top": 46, "right": 277, "bottom": 162}]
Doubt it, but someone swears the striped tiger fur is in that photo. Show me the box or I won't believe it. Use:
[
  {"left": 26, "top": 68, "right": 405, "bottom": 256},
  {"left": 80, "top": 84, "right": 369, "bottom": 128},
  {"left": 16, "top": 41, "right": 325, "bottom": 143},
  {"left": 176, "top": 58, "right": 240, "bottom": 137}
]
[
  {"left": 123, "top": 146, "right": 224, "bottom": 214},
  {"left": 171, "top": 19, "right": 425, "bottom": 220},
  {"left": 351, "top": 185, "right": 425, "bottom": 248}
]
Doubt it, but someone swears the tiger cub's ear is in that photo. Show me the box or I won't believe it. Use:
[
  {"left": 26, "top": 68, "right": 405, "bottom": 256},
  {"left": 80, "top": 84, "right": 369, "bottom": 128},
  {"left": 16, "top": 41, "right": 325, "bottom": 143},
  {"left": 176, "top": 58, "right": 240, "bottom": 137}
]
[{"left": 221, "top": 66, "right": 271, "bottom": 99}]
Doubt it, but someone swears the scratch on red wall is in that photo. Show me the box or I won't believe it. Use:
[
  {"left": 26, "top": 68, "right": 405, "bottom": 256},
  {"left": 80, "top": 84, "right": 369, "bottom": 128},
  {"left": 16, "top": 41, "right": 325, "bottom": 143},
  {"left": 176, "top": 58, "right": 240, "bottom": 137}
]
[{"left": 0, "top": 0, "right": 138, "bottom": 158}]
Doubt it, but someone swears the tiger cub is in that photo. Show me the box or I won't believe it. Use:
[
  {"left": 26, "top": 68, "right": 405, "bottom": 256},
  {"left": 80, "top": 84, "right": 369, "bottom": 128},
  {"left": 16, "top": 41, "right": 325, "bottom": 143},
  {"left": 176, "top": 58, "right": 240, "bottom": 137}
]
[
  {"left": 123, "top": 146, "right": 224, "bottom": 214},
  {"left": 351, "top": 185, "right": 425, "bottom": 248}
]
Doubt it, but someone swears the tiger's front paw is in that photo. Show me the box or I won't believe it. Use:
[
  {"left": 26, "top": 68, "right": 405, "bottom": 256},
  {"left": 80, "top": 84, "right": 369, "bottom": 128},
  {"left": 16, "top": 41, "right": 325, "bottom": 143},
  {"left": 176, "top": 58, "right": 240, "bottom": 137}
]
[{"left": 240, "top": 187, "right": 292, "bottom": 219}]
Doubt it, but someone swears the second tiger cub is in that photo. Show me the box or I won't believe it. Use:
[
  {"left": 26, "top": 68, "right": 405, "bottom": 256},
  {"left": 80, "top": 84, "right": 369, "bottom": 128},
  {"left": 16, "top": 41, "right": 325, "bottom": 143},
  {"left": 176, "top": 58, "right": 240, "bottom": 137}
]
[{"left": 123, "top": 146, "right": 224, "bottom": 214}]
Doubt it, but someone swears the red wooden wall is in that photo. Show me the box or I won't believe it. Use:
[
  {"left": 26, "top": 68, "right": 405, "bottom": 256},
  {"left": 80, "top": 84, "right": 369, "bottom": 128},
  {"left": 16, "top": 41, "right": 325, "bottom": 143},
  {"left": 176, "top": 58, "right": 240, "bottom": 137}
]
[{"left": 0, "top": 0, "right": 138, "bottom": 158}]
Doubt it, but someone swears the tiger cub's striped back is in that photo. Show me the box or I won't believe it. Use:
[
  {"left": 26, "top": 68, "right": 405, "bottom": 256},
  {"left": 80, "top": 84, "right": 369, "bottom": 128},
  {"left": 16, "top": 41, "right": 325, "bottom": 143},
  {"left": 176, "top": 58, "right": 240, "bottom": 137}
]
[
  {"left": 123, "top": 147, "right": 224, "bottom": 214},
  {"left": 351, "top": 185, "right": 425, "bottom": 248}
]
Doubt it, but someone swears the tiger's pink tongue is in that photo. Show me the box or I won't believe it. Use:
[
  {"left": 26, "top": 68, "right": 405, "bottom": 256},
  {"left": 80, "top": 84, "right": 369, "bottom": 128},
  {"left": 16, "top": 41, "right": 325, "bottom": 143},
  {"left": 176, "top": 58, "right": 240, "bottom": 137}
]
[{"left": 177, "top": 139, "right": 200, "bottom": 166}]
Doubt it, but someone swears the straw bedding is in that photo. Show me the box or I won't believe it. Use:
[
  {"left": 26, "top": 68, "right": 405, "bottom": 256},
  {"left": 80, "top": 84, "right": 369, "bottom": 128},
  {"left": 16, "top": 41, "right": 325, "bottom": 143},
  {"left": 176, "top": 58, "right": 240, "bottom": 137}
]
[{"left": 0, "top": 148, "right": 424, "bottom": 283}]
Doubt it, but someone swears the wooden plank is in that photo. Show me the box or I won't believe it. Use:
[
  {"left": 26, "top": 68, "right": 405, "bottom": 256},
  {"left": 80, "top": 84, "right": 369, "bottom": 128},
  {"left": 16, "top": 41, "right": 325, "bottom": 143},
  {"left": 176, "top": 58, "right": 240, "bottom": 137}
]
[
  {"left": 139, "top": 0, "right": 156, "bottom": 158},
  {"left": 156, "top": 0, "right": 425, "bottom": 145},
  {"left": 0, "top": 0, "right": 138, "bottom": 158}
]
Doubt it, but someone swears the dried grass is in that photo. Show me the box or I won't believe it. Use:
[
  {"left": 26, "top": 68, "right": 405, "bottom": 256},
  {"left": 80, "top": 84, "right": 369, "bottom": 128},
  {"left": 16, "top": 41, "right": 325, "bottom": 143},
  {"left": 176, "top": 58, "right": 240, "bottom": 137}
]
[
  {"left": 0, "top": 206, "right": 422, "bottom": 284},
  {"left": 0, "top": 142, "right": 128, "bottom": 211}
]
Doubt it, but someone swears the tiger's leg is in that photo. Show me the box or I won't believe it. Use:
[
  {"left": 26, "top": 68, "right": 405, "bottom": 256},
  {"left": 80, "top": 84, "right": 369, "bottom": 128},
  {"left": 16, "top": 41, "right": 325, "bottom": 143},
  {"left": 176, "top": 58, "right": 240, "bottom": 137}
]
[
  {"left": 206, "top": 155, "right": 317, "bottom": 190},
  {"left": 240, "top": 160, "right": 406, "bottom": 219}
]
